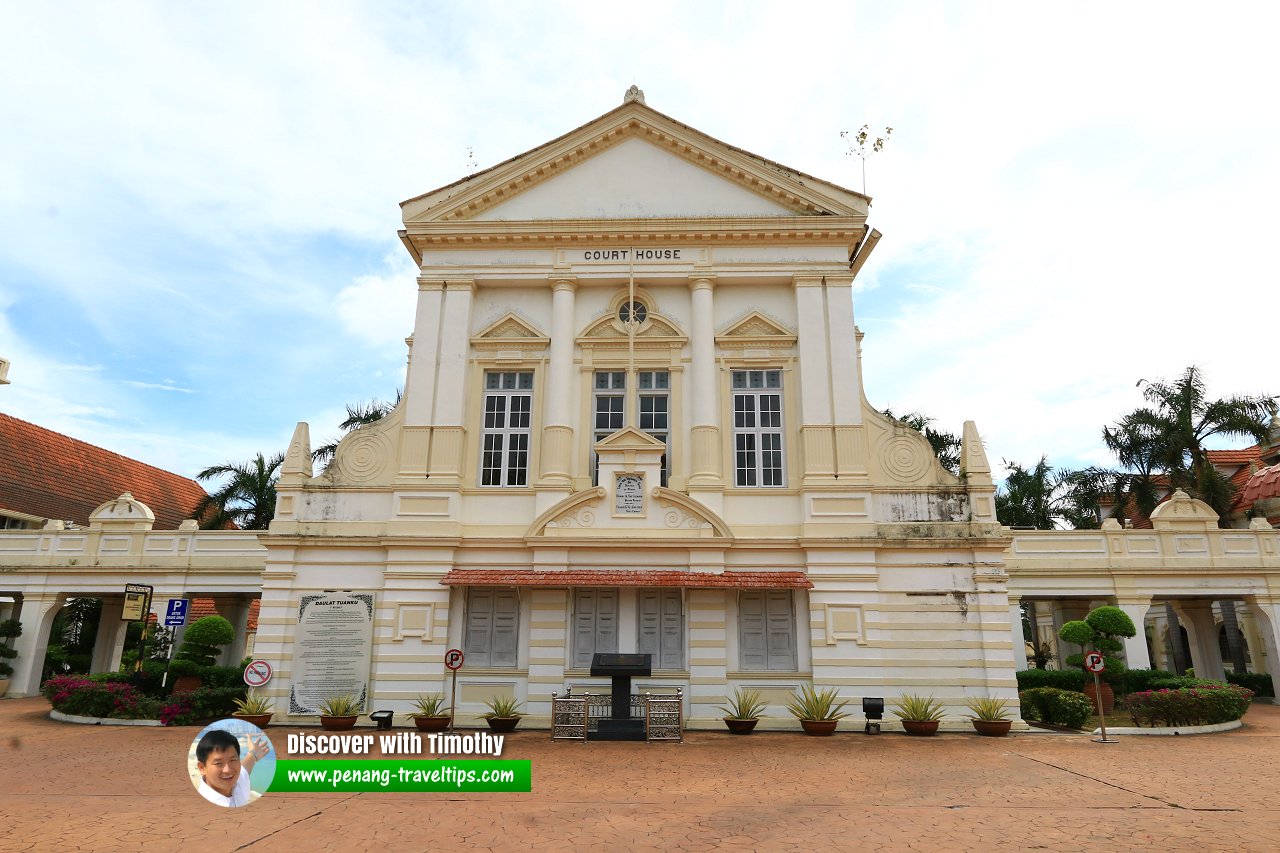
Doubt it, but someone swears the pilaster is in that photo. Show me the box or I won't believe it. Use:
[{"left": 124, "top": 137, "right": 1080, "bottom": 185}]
[
  {"left": 687, "top": 275, "right": 722, "bottom": 488},
  {"left": 405, "top": 278, "right": 445, "bottom": 425}
]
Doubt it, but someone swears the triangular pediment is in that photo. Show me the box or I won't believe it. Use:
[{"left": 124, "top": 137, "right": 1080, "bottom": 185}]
[
  {"left": 473, "top": 312, "right": 547, "bottom": 341},
  {"left": 402, "top": 99, "right": 869, "bottom": 225},
  {"left": 715, "top": 312, "right": 797, "bottom": 350},
  {"left": 594, "top": 426, "right": 667, "bottom": 451}
]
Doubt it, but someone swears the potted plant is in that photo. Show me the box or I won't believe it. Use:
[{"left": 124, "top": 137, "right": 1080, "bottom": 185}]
[
  {"left": 480, "top": 696, "right": 525, "bottom": 733},
  {"left": 965, "top": 697, "right": 1013, "bottom": 737},
  {"left": 410, "top": 693, "right": 452, "bottom": 732},
  {"left": 317, "top": 694, "right": 362, "bottom": 730},
  {"left": 1059, "top": 606, "right": 1136, "bottom": 714},
  {"left": 718, "top": 688, "right": 768, "bottom": 734},
  {"left": 166, "top": 658, "right": 203, "bottom": 695},
  {"left": 0, "top": 618, "right": 22, "bottom": 697},
  {"left": 231, "top": 690, "right": 274, "bottom": 727},
  {"left": 785, "top": 684, "right": 850, "bottom": 736},
  {"left": 892, "top": 694, "right": 945, "bottom": 736}
]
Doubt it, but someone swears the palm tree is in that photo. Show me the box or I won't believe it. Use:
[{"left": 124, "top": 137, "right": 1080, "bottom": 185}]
[
  {"left": 312, "top": 391, "right": 402, "bottom": 466},
  {"left": 1110, "top": 366, "right": 1275, "bottom": 523},
  {"left": 194, "top": 452, "right": 284, "bottom": 530},
  {"left": 995, "top": 456, "right": 1108, "bottom": 529},
  {"left": 1101, "top": 417, "right": 1163, "bottom": 521},
  {"left": 883, "top": 409, "right": 962, "bottom": 475}
]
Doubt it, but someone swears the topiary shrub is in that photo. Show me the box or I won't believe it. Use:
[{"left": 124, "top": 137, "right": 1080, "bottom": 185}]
[
  {"left": 199, "top": 664, "right": 247, "bottom": 689},
  {"left": 1017, "top": 668, "right": 1086, "bottom": 692},
  {"left": 1019, "top": 687, "right": 1095, "bottom": 729},
  {"left": 1058, "top": 606, "right": 1136, "bottom": 682},
  {"left": 174, "top": 616, "right": 234, "bottom": 667},
  {"left": 1126, "top": 684, "right": 1253, "bottom": 727},
  {"left": 0, "top": 617, "right": 22, "bottom": 679}
]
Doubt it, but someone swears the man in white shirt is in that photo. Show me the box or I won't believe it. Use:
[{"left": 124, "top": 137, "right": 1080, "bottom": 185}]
[{"left": 195, "top": 728, "right": 270, "bottom": 807}]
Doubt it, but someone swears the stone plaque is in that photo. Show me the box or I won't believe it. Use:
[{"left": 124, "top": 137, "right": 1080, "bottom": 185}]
[
  {"left": 615, "top": 474, "right": 644, "bottom": 515},
  {"left": 289, "top": 593, "right": 375, "bottom": 714}
]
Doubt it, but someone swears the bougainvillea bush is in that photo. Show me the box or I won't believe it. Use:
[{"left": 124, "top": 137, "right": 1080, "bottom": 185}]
[
  {"left": 1125, "top": 684, "right": 1254, "bottom": 727},
  {"left": 41, "top": 675, "right": 160, "bottom": 719}
]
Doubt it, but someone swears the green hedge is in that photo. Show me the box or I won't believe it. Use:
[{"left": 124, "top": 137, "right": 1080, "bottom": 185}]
[
  {"left": 1019, "top": 687, "right": 1094, "bottom": 729},
  {"left": 1226, "top": 672, "right": 1275, "bottom": 698},
  {"left": 199, "top": 664, "right": 248, "bottom": 689},
  {"left": 1016, "top": 669, "right": 1086, "bottom": 692},
  {"left": 1125, "top": 684, "right": 1253, "bottom": 727}
]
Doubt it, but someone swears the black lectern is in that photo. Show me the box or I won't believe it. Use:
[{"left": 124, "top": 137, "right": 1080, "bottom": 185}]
[{"left": 589, "top": 652, "right": 652, "bottom": 740}]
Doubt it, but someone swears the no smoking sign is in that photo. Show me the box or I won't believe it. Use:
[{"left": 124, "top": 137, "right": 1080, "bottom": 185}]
[{"left": 243, "top": 659, "right": 273, "bottom": 687}]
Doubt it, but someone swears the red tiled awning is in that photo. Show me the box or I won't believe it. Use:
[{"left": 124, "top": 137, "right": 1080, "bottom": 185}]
[{"left": 439, "top": 570, "right": 811, "bottom": 589}]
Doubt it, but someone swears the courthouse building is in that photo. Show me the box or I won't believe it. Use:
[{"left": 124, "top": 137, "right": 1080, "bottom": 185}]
[
  {"left": 11, "top": 91, "right": 1275, "bottom": 724},
  {"left": 253, "top": 87, "right": 1021, "bottom": 727}
]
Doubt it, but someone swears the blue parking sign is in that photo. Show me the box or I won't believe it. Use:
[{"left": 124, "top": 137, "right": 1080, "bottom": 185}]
[{"left": 165, "top": 599, "right": 189, "bottom": 627}]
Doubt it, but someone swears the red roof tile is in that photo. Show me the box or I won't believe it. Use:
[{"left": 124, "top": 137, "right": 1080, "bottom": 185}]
[
  {"left": 440, "top": 569, "right": 812, "bottom": 589},
  {"left": 0, "top": 412, "right": 208, "bottom": 529},
  {"left": 1241, "top": 465, "right": 1280, "bottom": 507},
  {"left": 1205, "top": 447, "right": 1262, "bottom": 466}
]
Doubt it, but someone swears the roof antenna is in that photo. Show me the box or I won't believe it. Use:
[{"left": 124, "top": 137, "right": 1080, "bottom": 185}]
[
  {"left": 841, "top": 124, "right": 893, "bottom": 194},
  {"left": 623, "top": 85, "right": 646, "bottom": 105}
]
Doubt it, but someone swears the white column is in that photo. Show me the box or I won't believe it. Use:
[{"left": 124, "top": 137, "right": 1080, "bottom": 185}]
[
  {"left": 1117, "top": 599, "right": 1153, "bottom": 670},
  {"left": 1009, "top": 597, "right": 1029, "bottom": 671},
  {"left": 538, "top": 277, "right": 576, "bottom": 487},
  {"left": 90, "top": 599, "right": 130, "bottom": 674},
  {"left": 823, "top": 277, "right": 862, "bottom": 425},
  {"left": 793, "top": 275, "right": 830, "bottom": 427},
  {"left": 688, "top": 275, "right": 721, "bottom": 487},
  {"left": 8, "top": 592, "right": 64, "bottom": 697},
  {"left": 404, "top": 277, "right": 445, "bottom": 425},
  {"left": 433, "top": 280, "right": 474, "bottom": 426},
  {"left": 1171, "top": 601, "right": 1227, "bottom": 681},
  {"left": 1247, "top": 599, "right": 1280, "bottom": 698}
]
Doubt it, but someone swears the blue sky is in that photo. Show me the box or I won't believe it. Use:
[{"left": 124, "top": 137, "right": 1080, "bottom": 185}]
[{"left": 2, "top": 2, "right": 1276, "bottom": 484}]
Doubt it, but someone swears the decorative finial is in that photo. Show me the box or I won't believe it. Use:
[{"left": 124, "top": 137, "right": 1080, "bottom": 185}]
[{"left": 624, "top": 85, "right": 645, "bottom": 105}]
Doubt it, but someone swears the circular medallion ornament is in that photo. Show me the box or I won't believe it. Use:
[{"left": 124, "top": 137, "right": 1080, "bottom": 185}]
[
  {"left": 878, "top": 434, "right": 931, "bottom": 483},
  {"left": 339, "top": 431, "right": 392, "bottom": 483}
]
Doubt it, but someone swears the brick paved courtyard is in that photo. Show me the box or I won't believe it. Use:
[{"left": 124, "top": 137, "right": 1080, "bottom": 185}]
[{"left": 1, "top": 696, "right": 1278, "bottom": 852}]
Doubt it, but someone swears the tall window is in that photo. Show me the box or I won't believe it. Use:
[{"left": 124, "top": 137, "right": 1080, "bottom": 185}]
[
  {"left": 592, "top": 371, "right": 626, "bottom": 485},
  {"left": 732, "top": 369, "right": 784, "bottom": 487},
  {"left": 464, "top": 588, "right": 519, "bottom": 668},
  {"left": 638, "top": 588, "right": 683, "bottom": 670},
  {"left": 738, "top": 590, "right": 796, "bottom": 671},
  {"left": 481, "top": 371, "right": 533, "bottom": 486},
  {"left": 572, "top": 589, "right": 618, "bottom": 669},
  {"left": 638, "top": 370, "right": 670, "bottom": 487}
]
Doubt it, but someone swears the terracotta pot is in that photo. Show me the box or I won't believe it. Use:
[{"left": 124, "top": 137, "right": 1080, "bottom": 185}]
[
  {"left": 799, "top": 719, "right": 839, "bottom": 736},
  {"left": 1083, "top": 681, "right": 1115, "bottom": 715},
  {"left": 320, "top": 715, "right": 359, "bottom": 731},
  {"left": 724, "top": 718, "right": 759, "bottom": 735},
  {"left": 971, "top": 719, "right": 1012, "bottom": 737},
  {"left": 0, "top": 678, "right": 9, "bottom": 697},
  {"left": 171, "top": 676, "right": 203, "bottom": 696},
  {"left": 486, "top": 716, "right": 521, "bottom": 733},
  {"left": 413, "top": 715, "right": 452, "bottom": 732},
  {"left": 233, "top": 713, "right": 272, "bottom": 728},
  {"left": 901, "top": 720, "right": 940, "bottom": 736}
]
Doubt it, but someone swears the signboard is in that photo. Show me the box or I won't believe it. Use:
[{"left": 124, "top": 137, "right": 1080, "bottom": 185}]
[
  {"left": 288, "top": 593, "right": 375, "bottom": 715},
  {"left": 122, "top": 584, "right": 153, "bottom": 621},
  {"left": 1084, "top": 652, "right": 1106, "bottom": 673},
  {"left": 243, "top": 659, "right": 273, "bottom": 688},
  {"left": 577, "top": 248, "right": 684, "bottom": 263},
  {"left": 445, "top": 649, "right": 465, "bottom": 671},
  {"left": 164, "top": 598, "right": 189, "bottom": 627},
  {"left": 615, "top": 474, "right": 644, "bottom": 515}
]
